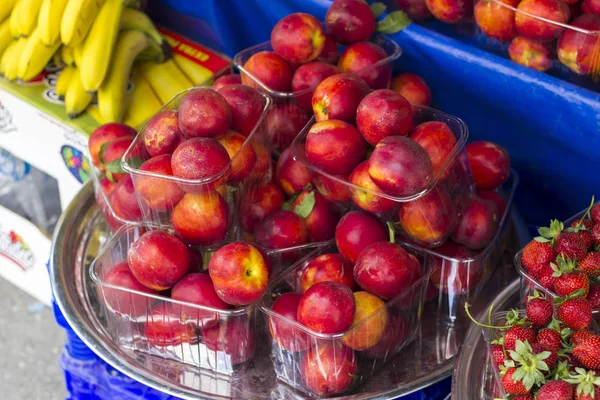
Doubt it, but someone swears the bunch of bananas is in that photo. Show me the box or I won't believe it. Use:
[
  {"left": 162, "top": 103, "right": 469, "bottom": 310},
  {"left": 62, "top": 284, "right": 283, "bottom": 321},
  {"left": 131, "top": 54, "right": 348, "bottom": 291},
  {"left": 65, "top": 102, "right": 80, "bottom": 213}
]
[{"left": 0, "top": 0, "right": 213, "bottom": 127}]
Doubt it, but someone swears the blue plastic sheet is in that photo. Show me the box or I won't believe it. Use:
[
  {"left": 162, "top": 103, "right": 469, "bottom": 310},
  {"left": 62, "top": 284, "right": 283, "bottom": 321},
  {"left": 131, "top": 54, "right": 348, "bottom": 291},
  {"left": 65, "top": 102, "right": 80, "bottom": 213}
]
[{"left": 150, "top": 0, "right": 600, "bottom": 227}]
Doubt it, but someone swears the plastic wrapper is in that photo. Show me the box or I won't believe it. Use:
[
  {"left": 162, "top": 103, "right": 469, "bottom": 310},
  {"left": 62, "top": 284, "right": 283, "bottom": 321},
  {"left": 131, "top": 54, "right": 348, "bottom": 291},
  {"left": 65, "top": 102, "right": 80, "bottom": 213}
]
[
  {"left": 259, "top": 242, "right": 431, "bottom": 398},
  {"left": 121, "top": 87, "right": 272, "bottom": 250},
  {"left": 291, "top": 107, "right": 474, "bottom": 248},
  {"left": 403, "top": 171, "right": 519, "bottom": 322},
  {"left": 233, "top": 34, "right": 401, "bottom": 153}
]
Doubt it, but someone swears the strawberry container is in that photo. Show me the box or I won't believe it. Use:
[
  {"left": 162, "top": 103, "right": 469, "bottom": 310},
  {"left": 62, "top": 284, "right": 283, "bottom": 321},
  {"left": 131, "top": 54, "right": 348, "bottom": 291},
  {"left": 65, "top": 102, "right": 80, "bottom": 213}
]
[
  {"left": 291, "top": 107, "right": 474, "bottom": 249},
  {"left": 90, "top": 224, "right": 302, "bottom": 376},
  {"left": 232, "top": 34, "right": 401, "bottom": 154},
  {"left": 403, "top": 170, "right": 519, "bottom": 323},
  {"left": 259, "top": 242, "right": 431, "bottom": 398},
  {"left": 121, "top": 87, "right": 272, "bottom": 251}
]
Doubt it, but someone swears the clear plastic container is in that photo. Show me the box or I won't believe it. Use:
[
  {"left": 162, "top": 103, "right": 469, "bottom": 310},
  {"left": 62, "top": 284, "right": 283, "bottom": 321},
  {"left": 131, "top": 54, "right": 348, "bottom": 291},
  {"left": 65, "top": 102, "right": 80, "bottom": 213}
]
[
  {"left": 291, "top": 107, "right": 474, "bottom": 248},
  {"left": 474, "top": 0, "right": 600, "bottom": 79},
  {"left": 91, "top": 170, "right": 144, "bottom": 232},
  {"left": 259, "top": 242, "right": 431, "bottom": 398},
  {"left": 91, "top": 224, "right": 277, "bottom": 376},
  {"left": 233, "top": 34, "right": 402, "bottom": 153},
  {"left": 403, "top": 171, "right": 519, "bottom": 323},
  {"left": 121, "top": 87, "right": 272, "bottom": 250}
]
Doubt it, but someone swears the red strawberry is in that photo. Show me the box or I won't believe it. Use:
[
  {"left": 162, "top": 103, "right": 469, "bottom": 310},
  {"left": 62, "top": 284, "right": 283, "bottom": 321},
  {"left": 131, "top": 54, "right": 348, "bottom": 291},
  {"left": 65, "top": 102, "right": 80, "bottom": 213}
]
[
  {"left": 579, "top": 253, "right": 600, "bottom": 278},
  {"left": 504, "top": 325, "right": 537, "bottom": 351},
  {"left": 527, "top": 297, "right": 554, "bottom": 327},
  {"left": 573, "top": 337, "right": 600, "bottom": 370},
  {"left": 530, "top": 342, "right": 558, "bottom": 369},
  {"left": 570, "top": 219, "right": 596, "bottom": 251},
  {"left": 522, "top": 240, "right": 558, "bottom": 278},
  {"left": 537, "top": 328, "right": 562, "bottom": 352},
  {"left": 491, "top": 343, "right": 505, "bottom": 365},
  {"left": 591, "top": 202, "right": 600, "bottom": 225},
  {"left": 501, "top": 367, "right": 529, "bottom": 395},
  {"left": 557, "top": 231, "right": 588, "bottom": 261},
  {"left": 539, "top": 264, "right": 559, "bottom": 291},
  {"left": 513, "top": 396, "right": 534, "bottom": 400},
  {"left": 558, "top": 297, "right": 593, "bottom": 331},
  {"left": 588, "top": 284, "right": 600, "bottom": 310},
  {"left": 592, "top": 224, "right": 600, "bottom": 247},
  {"left": 555, "top": 271, "right": 590, "bottom": 298},
  {"left": 537, "top": 380, "right": 573, "bottom": 399},
  {"left": 572, "top": 330, "right": 598, "bottom": 346}
]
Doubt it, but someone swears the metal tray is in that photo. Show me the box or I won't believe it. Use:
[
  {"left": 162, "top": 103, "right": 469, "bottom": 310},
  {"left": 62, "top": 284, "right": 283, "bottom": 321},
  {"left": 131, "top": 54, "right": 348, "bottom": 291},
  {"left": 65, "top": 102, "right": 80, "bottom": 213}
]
[{"left": 50, "top": 182, "right": 527, "bottom": 400}]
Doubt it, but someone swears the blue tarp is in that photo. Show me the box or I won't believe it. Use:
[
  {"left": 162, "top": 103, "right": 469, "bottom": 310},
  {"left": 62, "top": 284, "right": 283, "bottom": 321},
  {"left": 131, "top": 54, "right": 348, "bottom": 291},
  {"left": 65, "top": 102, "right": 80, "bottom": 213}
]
[{"left": 149, "top": 0, "right": 600, "bottom": 227}]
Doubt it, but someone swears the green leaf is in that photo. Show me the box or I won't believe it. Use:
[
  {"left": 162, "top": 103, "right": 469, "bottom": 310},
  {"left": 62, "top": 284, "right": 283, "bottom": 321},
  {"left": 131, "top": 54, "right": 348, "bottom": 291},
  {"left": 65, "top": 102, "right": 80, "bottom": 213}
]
[
  {"left": 538, "top": 227, "right": 554, "bottom": 237},
  {"left": 105, "top": 159, "right": 125, "bottom": 174},
  {"left": 376, "top": 10, "right": 411, "bottom": 34},
  {"left": 127, "top": 157, "right": 145, "bottom": 170},
  {"left": 292, "top": 191, "right": 315, "bottom": 219},
  {"left": 370, "top": 2, "right": 387, "bottom": 18},
  {"left": 515, "top": 340, "right": 527, "bottom": 355},
  {"left": 98, "top": 142, "right": 110, "bottom": 165},
  {"left": 534, "top": 236, "right": 551, "bottom": 243}
]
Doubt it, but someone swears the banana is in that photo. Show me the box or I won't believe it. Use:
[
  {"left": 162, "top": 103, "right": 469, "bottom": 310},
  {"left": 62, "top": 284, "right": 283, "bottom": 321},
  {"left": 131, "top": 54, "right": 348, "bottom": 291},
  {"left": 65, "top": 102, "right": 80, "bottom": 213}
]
[
  {"left": 72, "top": 42, "right": 83, "bottom": 66},
  {"left": 64, "top": 66, "right": 92, "bottom": 118},
  {"left": 120, "top": 8, "right": 163, "bottom": 45},
  {"left": 0, "top": 40, "right": 19, "bottom": 75},
  {"left": 3, "top": 38, "right": 28, "bottom": 80},
  {"left": 79, "top": 0, "right": 123, "bottom": 92},
  {"left": 12, "top": 0, "right": 43, "bottom": 38},
  {"left": 85, "top": 104, "right": 104, "bottom": 125},
  {"left": 0, "top": 0, "right": 18, "bottom": 24},
  {"left": 38, "top": 0, "right": 68, "bottom": 46},
  {"left": 0, "top": 19, "right": 12, "bottom": 56},
  {"left": 172, "top": 53, "right": 214, "bottom": 86},
  {"left": 163, "top": 58, "right": 193, "bottom": 88},
  {"left": 52, "top": 51, "right": 62, "bottom": 67},
  {"left": 60, "top": 0, "right": 106, "bottom": 46},
  {"left": 123, "top": 65, "right": 162, "bottom": 128},
  {"left": 55, "top": 65, "right": 74, "bottom": 98},
  {"left": 61, "top": 45, "right": 74, "bottom": 66},
  {"left": 97, "top": 30, "right": 148, "bottom": 123},
  {"left": 18, "top": 27, "right": 61, "bottom": 81},
  {"left": 140, "top": 61, "right": 188, "bottom": 104},
  {"left": 137, "top": 37, "right": 169, "bottom": 63}
]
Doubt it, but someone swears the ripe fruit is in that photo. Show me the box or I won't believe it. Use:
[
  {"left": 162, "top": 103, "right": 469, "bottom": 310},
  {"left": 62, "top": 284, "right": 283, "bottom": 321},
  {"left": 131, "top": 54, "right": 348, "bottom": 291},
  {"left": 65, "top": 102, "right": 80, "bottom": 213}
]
[
  {"left": 271, "top": 13, "right": 325, "bottom": 65},
  {"left": 170, "top": 138, "right": 231, "bottom": 192},
  {"left": 571, "top": 330, "right": 597, "bottom": 346},
  {"left": 171, "top": 191, "right": 229, "bottom": 246},
  {"left": 356, "top": 89, "right": 413, "bottom": 146},
  {"left": 102, "top": 262, "right": 157, "bottom": 317},
  {"left": 558, "top": 297, "right": 592, "bottom": 331},
  {"left": 305, "top": 119, "right": 367, "bottom": 175},
  {"left": 536, "top": 380, "right": 573, "bottom": 399},
  {"left": 216, "top": 131, "right": 256, "bottom": 183},
  {"left": 275, "top": 144, "right": 312, "bottom": 197},
  {"left": 592, "top": 224, "right": 600, "bottom": 247},
  {"left": 255, "top": 210, "right": 309, "bottom": 249},
  {"left": 354, "top": 241, "right": 422, "bottom": 299},
  {"left": 110, "top": 175, "right": 143, "bottom": 221},
  {"left": 503, "top": 325, "right": 536, "bottom": 351},
  {"left": 239, "top": 182, "right": 285, "bottom": 234},
  {"left": 269, "top": 293, "right": 311, "bottom": 352},
  {"left": 242, "top": 51, "right": 294, "bottom": 92},
  {"left": 573, "top": 336, "right": 600, "bottom": 370},
  {"left": 502, "top": 367, "right": 529, "bottom": 395},
  {"left": 587, "top": 284, "right": 600, "bottom": 310},
  {"left": 526, "top": 297, "right": 553, "bottom": 327},
  {"left": 477, "top": 190, "right": 508, "bottom": 217},
  {"left": 212, "top": 74, "right": 242, "bottom": 91},
  {"left": 319, "top": 34, "right": 339, "bottom": 64},
  {"left": 338, "top": 41, "right": 392, "bottom": 89},
  {"left": 508, "top": 36, "right": 554, "bottom": 72},
  {"left": 202, "top": 317, "right": 256, "bottom": 365},
  {"left": 466, "top": 141, "right": 511, "bottom": 190},
  {"left": 409, "top": 121, "right": 457, "bottom": 179},
  {"left": 335, "top": 211, "right": 389, "bottom": 263},
  {"left": 325, "top": 0, "right": 376, "bottom": 45},
  {"left": 425, "top": 0, "right": 473, "bottom": 24},
  {"left": 474, "top": 0, "right": 518, "bottom": 42},
  {"left": 556, "top": 231, "right": 588, "bottom": 261},
  {"left": 217, "top": 84, "right": 267, "bottom": 137},
  {"left": 301, "top": 342, "right": 358, "bottom": 397},
  {"left": 429, "top": 241, "right": 480, "bottom": 295},
  {"left": 297, "top": 281, "right": 356, "bottom": 333},
  {"left": 348, "top": 161, "right": 397, "bottom": 213},
  {"left": 208, "top": 242, "right": 269, "bottom": 306},
  {"left": 88, "top": 123, "right": 136, "bottom": 170},
  {"left": 144, "top": 303, "right": 196, "bottom": 347},
  {"left": 99, "top": 137, "right": 135, "bottom": 181},
  {"left": 340, "top": 291, "right": 388, "bottom": 350},
  {"left": 491, "top": 343, "right": 506, "bottom": 365},
  {"left": 364, "top": 313, "right": 409, "bottom": 359},
  {"left": 312, "top": 73, "right": 370, "bottom": 123},
  {"left": 578, "top": 252, "right": 600, "bottom": 278},
  {"left": 143, "top": 110, "right": 182, "bottom": 157},
  {"left": 554, "top": 271, "right": 590, "bottom": 298},
  {"left": 521, "top": 240, "right": 557, "bottom": 278},
  {"left": 265, "top": 103, "right": 311, "bottom": 152},
  {"left": 292, "top": 62, "right": 340, "bottom": 111},
  {"left": 135, "top": 155, "right": 184, "bottom": 211},
  {"left": 451, "top": 196, "right": 500, "bottom": 250},
  {"left": 592, "top": 202, "right": 600, "bottom": 224},
  {"left": 515, "top": 0, "right": 571, "bottom": 41},
  {"left": 312, "top": 172, "right": 352, "bottom": 203},
  {"left": 127, "top": 230, "right": 191, "bottom": 291},
  {"left": 178, "top": 88, "right": 232, "bottom": 138},
  {"left": 390, "top": 73, "right": 432, "bottom": 112},
  {"left": 300, "top": 253, "right": 355, "bottom": 292},
  {"left": 368, "top": 135, "right": 434, "bottom": 197},
  {"left": 536, "top": 328, "right": 562, "bottom": 352}
]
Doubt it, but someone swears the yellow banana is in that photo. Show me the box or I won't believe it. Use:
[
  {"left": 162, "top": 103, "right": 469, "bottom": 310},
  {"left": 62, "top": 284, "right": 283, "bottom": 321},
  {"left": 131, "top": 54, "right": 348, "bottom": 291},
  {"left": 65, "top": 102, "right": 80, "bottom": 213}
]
[
  {"left": 9, "top": 2, "right": 21, "bottom": 37},
  {"left": 55, "top": 65, "right": 74, "bottom": 98},
  {"left": 172, "top": 53, "right": 214, "bottom": 86},
  {"left": 123, "top": 66, "right": 162, "bottom": 128},
  {"left": 137, "top": 37, "right": 168, "bottom": 63},
  {"left": 64, "top": 66, "right": 92, "bottom": 118},
  {"left": 0, "top": 39, "right": 19, "bottom": 75},
  {"left": 52, "top": 51, "right": 62, "bottom": 66},
  {"left": 3, "top": 38, "right": 28, "bottom": 80},
  {"left": 0, "top": 19, "right": 12, "bottom": 56},
  {"left": 164, "top": 58, "right": 193, "bottom": 88},
  {"left": 60, "top": 0, "right": 105, "bottom": 46},
  {"left": 61, "top": 45, "right": 74, "bottom": 66},
  {"left": 72, "top": 42, "right": 83, "bottom": 66},
  {"left": 0, "top": 0, "right": 18, "bottom": 24},
  {"left": 79, "top": 0, "right": 123, "bottom": 92},
  {"left": 12, "top": 0, "right": 43, "bottom": 38},
  {"left": 140, "top": 61, "right": 188, "bottom": 104},
  {"left": 38, "top": 0, "right": 68, "bottom": 46},
  {"left": 120, "top": 8, "right": 163, "bottom": 45},
  {"left": 18, "top": 27, "right": 61, "bottom": 81},
  {"left": 85, "top": 104, "right": 104, "bottom": 125},
  {"left": 97, "top": 30, "right": 148, "bottom": 123}
]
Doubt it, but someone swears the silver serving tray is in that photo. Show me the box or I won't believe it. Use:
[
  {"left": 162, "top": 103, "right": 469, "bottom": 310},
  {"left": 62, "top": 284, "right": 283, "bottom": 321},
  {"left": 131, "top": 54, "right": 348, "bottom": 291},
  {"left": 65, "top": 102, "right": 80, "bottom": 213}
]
[{"left": 50, "top": 182, "right": 526, "bottom": 400}]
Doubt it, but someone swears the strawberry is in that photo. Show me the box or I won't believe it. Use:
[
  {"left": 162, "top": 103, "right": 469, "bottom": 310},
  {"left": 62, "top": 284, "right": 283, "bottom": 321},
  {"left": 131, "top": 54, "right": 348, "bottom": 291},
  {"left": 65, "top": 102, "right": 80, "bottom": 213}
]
[
  {"left": 554, "top": 271, "right": 590, "bottom": 298},
  {"left": 491, "top": 343, "right": 506, "bottom": 365},
  {"left": 527, "top": 296, "right": 554, "bottom": 327},
  {"left": 537, "top": 328, "right": 563, "bottom": 352},
  {"left": 504, "top": 325, "right": 537, "bottom": 351},
  {"left": 557, "top": 231, "right": 589, "bottom": 261},
  {"left": 592, "top": 224, "right": 600, "bottom": 247},
  {"left": 537, "top": 380, "right": 574, "bottom": 399},
  {"left": 572, "top": 330, "right": 599, "bottom": 346},
  {"left": 579, "top": 253, "right": 600, "bottom": 278},
  {"left": 505, "top": 340, "right": 551, "bottom": 394},
  {"left": 502, "top": 367, "right": 530, "bottom": 395},
  {"left": 513, "top": 396, "right": 534, "bottom": 400},
  {"left": 565, "top": 367, "right": 600, "bottom": 400},
  {"left": 592, "top": 202, "right": 600, "bottom": 225},
  {"left": 573, "top": 337, "right": 600, "bottom": 370},
  {"left": 558, "top": 297, "right": 593, "bottom": 331},
  {"left": 522, "top": 240, "right": 557, "bottom": 278},
  {"left": 570, "top": 219, "right": 596, "bottom": 251},
  {"left": 531, "top": 342, "right": 558, "bottom": 369},
  {"left": 539, "top": 264, "right": 559, "bottom": 291},
  {"left": 588, "top": 284, "right": 600, "bottom": 310}
]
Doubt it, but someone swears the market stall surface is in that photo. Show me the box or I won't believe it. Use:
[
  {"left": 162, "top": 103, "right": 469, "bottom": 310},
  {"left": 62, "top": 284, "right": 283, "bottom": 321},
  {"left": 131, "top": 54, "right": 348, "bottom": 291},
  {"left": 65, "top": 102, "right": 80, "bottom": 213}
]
[{"left": 0, "top": 277, "right": 66, "bottom": 399}]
